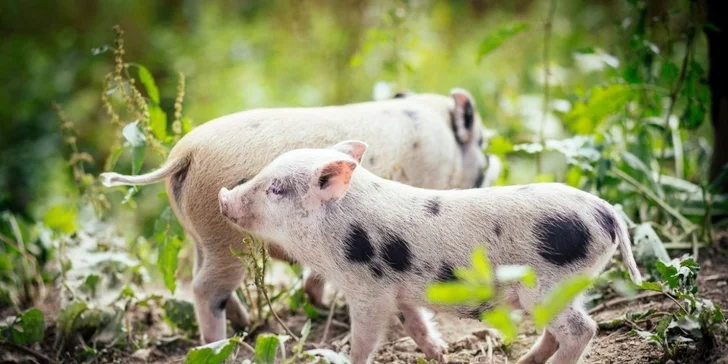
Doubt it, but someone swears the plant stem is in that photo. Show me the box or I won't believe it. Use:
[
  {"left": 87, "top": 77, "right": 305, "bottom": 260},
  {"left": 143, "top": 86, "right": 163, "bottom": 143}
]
[
  {"left": 538, "top": 0, "right": 557, "bottom": 176},
  {"left": 611, "top": 167, "right": 694, "bottom": 230}
]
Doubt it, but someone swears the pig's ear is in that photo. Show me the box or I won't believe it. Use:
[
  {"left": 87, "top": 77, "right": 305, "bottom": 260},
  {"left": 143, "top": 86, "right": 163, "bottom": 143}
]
[
  {"left": 450, "top": 88, "right": 477, "bottom": 145},
  {"left": 329, "top": 140, "right": 368, "bottom": 164},
  {"left": 312, "top": 159, "right": 358, "bottom": 202}
]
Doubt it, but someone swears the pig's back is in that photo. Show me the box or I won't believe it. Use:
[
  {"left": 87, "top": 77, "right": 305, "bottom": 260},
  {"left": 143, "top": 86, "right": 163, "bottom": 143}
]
[{"left": 168, "top": 99, "right": 460, "bottom": 242}]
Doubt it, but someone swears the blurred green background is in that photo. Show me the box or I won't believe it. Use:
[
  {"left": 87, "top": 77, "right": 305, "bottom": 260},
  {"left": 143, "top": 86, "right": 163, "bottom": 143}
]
[{"left": 0, "top": 0, "right": 716, "bottom": 238}]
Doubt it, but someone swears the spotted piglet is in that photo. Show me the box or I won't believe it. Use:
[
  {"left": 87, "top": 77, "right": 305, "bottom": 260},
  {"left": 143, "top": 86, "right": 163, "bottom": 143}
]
[{"left": 218, "top": 141, "right": 642, "bottom": 364}]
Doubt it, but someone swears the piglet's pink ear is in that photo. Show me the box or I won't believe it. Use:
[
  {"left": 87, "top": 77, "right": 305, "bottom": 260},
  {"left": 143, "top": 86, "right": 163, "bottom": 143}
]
[
  {"left": 329, "top": 140, "right": 368, "bottom": 164},
  {"left": 312, "top": 159, "right": 358, "bottom": 202}
]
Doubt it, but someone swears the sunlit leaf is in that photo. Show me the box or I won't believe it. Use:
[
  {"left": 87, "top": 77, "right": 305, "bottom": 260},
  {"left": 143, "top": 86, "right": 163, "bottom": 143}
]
[
  {"left": 486, "top": 136, "right": 514, "bottom": 157},
  {"left": 58, "top": 301, "right": 88, "bottom": 335},
  {"left": 43, "top": 204, "right": 78, "bottom": 234},
  {"left": 306, "top": 349, "right": 352, "bottom": 364},
  {"left": 495, "top": 265, "right": 536, "bottom": 288},
  {"left": 533, "top": 275, "right": 592, "bottom": 329},
  {"left": 184, "top": 338, "right": 237, "bottom": 364},
  {"left": 477, "top": 23, "right": 529, "bottom": 62},
  {"left": 107, "top": 145, "right": 124, "bottom": 171},
  {"left": 481, "top": 305, "right": 518, "bottom": 342},
  {"left": 426, "top": 282, "right": 492, "bottom": 305},
  {"left": 633, "top": 223, "right": 670, "bottom": 264},
  {"left": 149, "top": 105, "right": 168, "bottom": 140},
  {"left": 255, "top": 334, "right": 280, "bottom": 364},
  {"left": 471, "top": 247, "right": 492, "bottom": 283},
  {"left": 137, "top": 65, "right": 160, "bottom": 104}
]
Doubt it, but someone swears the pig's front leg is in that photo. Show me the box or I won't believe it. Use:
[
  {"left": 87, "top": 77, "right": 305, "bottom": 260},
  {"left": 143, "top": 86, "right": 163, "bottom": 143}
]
[
  {"left": 397, "top": 304, "right": 447, "bottom": 362},
  {"left": 347, "top": 293, "right": 397, "bottom": 364}
]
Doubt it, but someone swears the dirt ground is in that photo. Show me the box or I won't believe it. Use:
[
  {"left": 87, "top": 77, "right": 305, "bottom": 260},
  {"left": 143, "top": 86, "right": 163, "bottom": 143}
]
[{"left": 2, "top": 248, "right": 727, "bottom": 364}]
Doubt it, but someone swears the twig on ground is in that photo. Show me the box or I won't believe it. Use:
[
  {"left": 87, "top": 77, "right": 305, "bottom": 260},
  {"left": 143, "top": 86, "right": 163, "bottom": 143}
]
[
  {"left": 320, "top": 291, "right": 339, "bottom": 344},
  {"left": 486, "top": 335, "right": 493, "bottom": 362},
  {"left": 0, "top": 340, "right": 54, "bottom": 364},
  {"left": 588, "top": 291, "right": 663, "bottom": 315}
]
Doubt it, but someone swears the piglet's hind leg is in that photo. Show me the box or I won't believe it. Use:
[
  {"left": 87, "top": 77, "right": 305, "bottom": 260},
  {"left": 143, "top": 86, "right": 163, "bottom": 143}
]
[
  {"left": 397, "top": 304, "right": 447, "bottom": 362},
  {"left": 545, "top": 305, "right": 596, "bottom": 364}
]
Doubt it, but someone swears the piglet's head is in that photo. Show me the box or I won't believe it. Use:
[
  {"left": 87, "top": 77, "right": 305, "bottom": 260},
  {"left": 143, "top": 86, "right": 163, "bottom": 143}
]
[{"left": 219, "top": 140, "right": 367, "bottom": 243}]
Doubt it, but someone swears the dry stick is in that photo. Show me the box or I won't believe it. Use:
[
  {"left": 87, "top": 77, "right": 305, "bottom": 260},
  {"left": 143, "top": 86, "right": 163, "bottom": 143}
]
[
  {"left": 537, "top": 0, "right": 558, "bottom": 176},
  {"left": 258, "top": 252, "right": 299, "bottom": 341},
  {"left": 0, "top": 340, "right": 54, "bottom": 364},
  {"left": 587, "top": 291, "right": 663, "bottom": 315},
  {"left": 319, "top": 291, "right": 339, "bottom": 344}
]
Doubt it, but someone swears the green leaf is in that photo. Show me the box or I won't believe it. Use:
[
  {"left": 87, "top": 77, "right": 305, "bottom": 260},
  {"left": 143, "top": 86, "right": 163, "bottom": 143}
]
[
  {"left": 481, "top": 305, "right": 518, "bottom": 342},
  {"left": 426, "top": 282, "right": 492, "bottom": 305},
  {"left": 306, "top": 349, "right": 352, "bottom": 364},
  {"left": 158, "top": 235, "right": 182, "bottom": 293},
  {"left": 495, "top": 265, "right": 536, "bottom": 288},
  {"left": 255, "top": 334, "right": 280, "bottom": 364},
  {"left": 43, "top": 204, "right": 78, "bottom": 234},
  {"left": 470, "top": 247, "right": 493, "bottom": 284},
  {"left": 532, "top": 275, "right": 592, "bottom": 329},
  {"left": 123, "top": 121, "right": 146, "bottom": 147},
  {"left": 638, "top": 281, "right": 663, "bottom": 292},
  {"left": 7, "top": 308, "right": 45, "bottom": 345},
  {"left": 108, "top": 145, "right": 124, "bottom": 171},
  {"left": 294, "top": 320, "right": 312, "bottom": 354},
  {"left": 123, "top": 121, "right": 147, "bottom": 175},
  {"left": 184, "top": 338, "right": 237, "bottom": 364},
  {"left": 486, "top": 136, "right": 514, "bottom": 157},
  {"left": 477, "top": 23, "right": 529, "bottom": 62},
  {"left": 633, "top": 223, "right": 670, "bottom": 264},
  {"left": 164, "top": 299, "right": 198, "bottom": 334},
  {"left": 137, "top": 65, "right": 160, "bottom": 104},
  {"left": 659, "top": 61, "right": 679, "bottom": 84},
  {"left": 681, "top": 101, "right": 705, "bottom": 129},
  {"left": 58, "top": 301, "right": 88, "bottom": 335},
  {"left": 149, "top": 105, "right": 168, "bottom": 140}
]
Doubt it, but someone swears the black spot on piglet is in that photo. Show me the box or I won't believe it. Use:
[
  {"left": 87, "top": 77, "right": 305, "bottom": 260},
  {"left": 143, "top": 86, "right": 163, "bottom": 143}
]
[
  {"left": 370, "top": 262, "right": 384, "bottom": 278},
  {"left": 424, "top": 197, "right": 441, "bottom": 216},
  {"left": 344, "top": 224, "right": 375, "bottom": 263},
  {"left": 593, "top": 204, "right": 617, "bottom": 243},
  {"left": 436, "top": 263, "right": 457, "bottom": 282},
  {"left": 534, "top": 213, "right": 591, "bottom": 266},
  {"left": 381, "top": 233, "right": 412, "bottom": 272},
  {"left": 397, "top": 312, "right": 406, "bottom": 323}
]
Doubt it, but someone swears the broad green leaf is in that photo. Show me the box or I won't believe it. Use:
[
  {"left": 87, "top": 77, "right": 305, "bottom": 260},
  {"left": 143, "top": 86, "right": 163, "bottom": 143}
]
[
  {"left": 495, "top": 265, "right": 536, "bottom": 288},
  {"left": 43, "top": 204, "right": 78, "bottom": 234},
  {"left": 481, "top": 305, "right": 518, "bottom": 342},
  {"left": 533, "top": 275, "right": 592, "bottom": 329},
  {"left": 123, "top": 121, "right": 147, "bottom": 175},
  {"left": 149, "top": 105, "right": 168, "bottom": 140},
  {"left": 164, "top": 299, "right": 198, "bottom": 334},
  {"left": 158, "top": 235, "right": 182, "bottom": 293},
  {"left": 426, "top": 282, "right": 492, "bottom": 305},
  {"left": 137, "top": 65, "right": 160, "bottom": 104},
  {"left": 486, "top": 136, "right": 514, "bottom": 157},
  {"left": 184, "top": 338, "right": 237, "bottom": 364},
  {"left": 107, "top": 145, "right": 124, "bottom": 171},
  {"left": 477, "top": 23, "right": 529, "bottom": 61},
  {"left": 633, "top": 223, "right": 670, "bottom": 264},
  {"left": 255, "top": 334, "right": 280, "bottom": 364},
  {"left": 8, "top": 308, "right": 44, "bottom": 345},
  {"left": 58, "top": 301, "right": 88, "bottom": 335},
  {"left": 659, "top": 61, "right": 679, "bottom": 84},
  {"left": 470, "top": 248, "right": 493, "bottom": 284}
]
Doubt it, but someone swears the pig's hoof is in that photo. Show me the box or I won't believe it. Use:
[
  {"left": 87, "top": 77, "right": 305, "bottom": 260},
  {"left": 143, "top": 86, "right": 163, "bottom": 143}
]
[{"left": 422, "top": 336, "right": 448, "bottom": 362}]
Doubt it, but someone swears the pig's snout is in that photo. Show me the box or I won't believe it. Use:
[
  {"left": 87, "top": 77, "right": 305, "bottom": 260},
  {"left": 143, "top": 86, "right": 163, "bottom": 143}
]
[{"left": 219, "top": 187, "right": 234, "bottom": 218}]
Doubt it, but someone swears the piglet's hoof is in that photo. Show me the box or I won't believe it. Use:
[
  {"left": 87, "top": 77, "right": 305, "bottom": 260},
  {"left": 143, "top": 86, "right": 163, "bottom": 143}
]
[{"left": 422, "top": 336, "right": 448, "bottom": 362}]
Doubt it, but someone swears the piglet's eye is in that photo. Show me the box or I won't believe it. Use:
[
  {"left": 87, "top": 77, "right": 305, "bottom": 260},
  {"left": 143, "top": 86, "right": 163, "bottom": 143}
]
[{"left": 267, "top": 183, "right": 285, "bottom": 196}]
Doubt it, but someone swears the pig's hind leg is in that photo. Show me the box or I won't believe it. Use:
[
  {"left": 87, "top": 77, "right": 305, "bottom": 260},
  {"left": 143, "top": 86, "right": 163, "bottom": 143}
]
[
  {"left": 192, "top": 241, "right": 249, "bottom": 343},
  {"left": 397, "top": 304, "right": 447, "bottom": 362}
]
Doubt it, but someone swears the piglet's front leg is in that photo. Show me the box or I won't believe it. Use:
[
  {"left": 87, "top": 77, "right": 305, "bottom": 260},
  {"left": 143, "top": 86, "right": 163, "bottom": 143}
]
[{"left": 347, "top": 295, "right": 396, "bottom": 364}]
